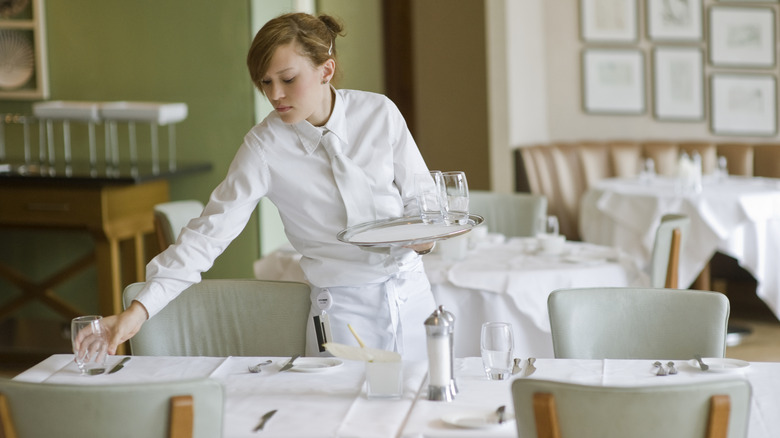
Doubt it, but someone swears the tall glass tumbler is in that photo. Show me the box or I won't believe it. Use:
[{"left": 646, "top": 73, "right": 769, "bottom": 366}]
[
  {"left": 414, "top": 170, "right": 445, "bottom": 224},
  {"left": 71, "top": 315, "right": 109, "bottom": 375},
  {"left": 480, "top": 322, "right": 514, "bottom": 380},
  {"left": 441, "top": 171, "right": 469, "bottom": 225}
]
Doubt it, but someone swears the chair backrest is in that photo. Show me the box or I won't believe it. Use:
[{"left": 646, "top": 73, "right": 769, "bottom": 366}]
[
  {"left": 650, "top": 214, "right": 690, "bottom": 288},
  {"left": 642, "top": 142, "right": 679, "bottom": 176},
  {"left": 512, "top": 378, "right": 751, "bottom": 438},
  {"left": 468, "top": 190, "right": 547, "bottom": 238},
  {"left": 123, "top": 279, "right": 311, "bottom": 356},
  {"left": 752, "top": 144, "right": 780, "bottom": 178},
  {"left": 154, "top": 200, "right": 205, "bottom": 250},
  {"left": 0, "top": 378, "right": 223, "bottom": 438},
  {"left": 608, "top": 141, "right": 643, "bottom": 178},
  {"left": 548, "top": 287, "right": 729, "bottom": 359},
  {"left": 716, "top": 143, "right": 754, "bottom": 177}
]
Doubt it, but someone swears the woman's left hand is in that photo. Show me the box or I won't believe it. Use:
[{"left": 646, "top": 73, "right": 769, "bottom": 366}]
[{"left": 408, "top": 242, "right": 435, "bottom": 255}]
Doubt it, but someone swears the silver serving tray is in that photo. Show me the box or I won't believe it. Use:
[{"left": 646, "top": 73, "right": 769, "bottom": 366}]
[{"left": 337, "top": 214, "right": 484, "bottom": 247}]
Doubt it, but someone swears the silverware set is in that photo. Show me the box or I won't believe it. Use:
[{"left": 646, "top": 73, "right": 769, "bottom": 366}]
[
  {"left": 511, "top": 357, "right": 537, "bottom": 377},
  {"left": 652, "top": 361, "right": 678, "bottom": 376}
]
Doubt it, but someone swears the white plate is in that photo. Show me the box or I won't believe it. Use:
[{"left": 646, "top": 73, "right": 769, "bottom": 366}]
[
  {"left": 290, "top": 357, "right": 343, "bottom": 373},
  {"left": 687, "top": 358, "right": 750, "bottom": 373},
  {"left": 337, "top": 215, "right": 483, "bottom": 247},
  {"left": 441, "top": 411, "right": 515, "bottom": 429}
]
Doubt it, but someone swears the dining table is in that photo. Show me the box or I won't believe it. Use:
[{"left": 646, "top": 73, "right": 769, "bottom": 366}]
[
  {"left": 254, "top": 235, "right": 648, "bottom": 359},
  {"left": 579, "top": 175, "right": 780, "bottom": 319},
  {"left": 14, "top": 354, "right": 780, "bottom": 437}
]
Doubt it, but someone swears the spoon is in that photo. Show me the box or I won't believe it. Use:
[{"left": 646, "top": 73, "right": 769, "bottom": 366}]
[
  {"left": 694, "top": 354, "right": 709, "bottom": 371},
  {"left": 495, "top": 405, "right": 506, "bottom": 424},
  {"left": 248, "top": 359, "right": 273, "bottom": 373}
]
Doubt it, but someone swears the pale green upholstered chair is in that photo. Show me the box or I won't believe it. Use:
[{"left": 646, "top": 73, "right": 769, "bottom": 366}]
[
  {"left": 123, "top": 279, "right": 311, "bottom": 357},
  {"left": 468, "top": 190, "right": 547, "bottom": 238},
  {"left": 512, "top": 378, "right": 750, "bottom": 438},
  {"left": 153, "top": 200, "right": 205, "bottom": 250},
  {"left": 0, "top": 378, "right": 223, "bottom": 438},
  {"left": 548, "top": 287, "right": 729, "bottom": 359},
  {"left": 650, "top": 214, "right": 690, "bottom": 289}
]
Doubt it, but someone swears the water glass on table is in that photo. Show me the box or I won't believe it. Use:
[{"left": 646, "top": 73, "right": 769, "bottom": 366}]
[
  {"left": 441, "top": 171, "right": 469, "bottom": 225},
  {"left": 414, "top": 170, "right": 445, "bottom": 224},
  {"left": 71, "top": 315, "right": 109, "bottom": 375},
  {"left": 480, "top": 322, "right": 514, "bottom": 380}
]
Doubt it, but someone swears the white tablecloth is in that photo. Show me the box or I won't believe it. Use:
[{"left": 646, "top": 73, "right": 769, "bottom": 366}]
[
  {"left": 254, "top": 237, "right": 647, "bottom": 359},
  {"left": 15, "top": 354, "right": 427, "bottom": 438},
  {"left": 401, "top": 357, "right": 780, "bottom": 438},
  {"left": 580, "top": 176, "right": 780, "bottom": 317},
  {"left": 16, "top": 355, "right": 780, "bottom": 438}
]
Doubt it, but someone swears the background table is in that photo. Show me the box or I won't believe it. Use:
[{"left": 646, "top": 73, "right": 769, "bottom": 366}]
[
  {"left": 254, "top": 235, "right": 648, "bottom": 359},
  {"left": 580, "top": 176, "right": 780, "bottom": 319}
]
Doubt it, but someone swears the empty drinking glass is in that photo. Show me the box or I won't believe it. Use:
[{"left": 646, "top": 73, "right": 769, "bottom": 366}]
[
  {"left": 71, "top": 315, "right": 109, "bottom": 375},
  {"left": 480, "top": 322, "right": 514, "bottom": 380},
  {"left": 414, "top": 170, "right": 445, "bottom": 224},
  {"left": 441, "top": 171, "right": 469, "bottom": 225}
]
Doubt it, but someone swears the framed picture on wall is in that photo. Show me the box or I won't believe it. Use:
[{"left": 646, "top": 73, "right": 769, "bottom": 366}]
[
  {"left": 582, "top": 49, "right": 645, "bottom": 114},
  {"left": 647, "top": 0, "right": 702, "bottom": 41},
  {"left": 710, "top": 74, "right": 776, "bottom": 136},
  {"left": 580, "top": 0, "right": 638, "bottom": 42},
  {"left": 709, "top": 6, "right": 775, "bottom": 68},
  {"left": 652, "top": 47, "right": 703, "bottom": 121}
]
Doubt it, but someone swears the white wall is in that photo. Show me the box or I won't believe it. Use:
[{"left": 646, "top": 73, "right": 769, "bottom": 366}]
[{"left": 540, "top": 0, "right": 780, "bottom": 143}]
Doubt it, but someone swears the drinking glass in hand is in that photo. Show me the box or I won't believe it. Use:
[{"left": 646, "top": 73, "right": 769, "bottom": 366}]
[
  {"left": 414, "top": 170, "right": 445, "bottom": 224},
  {"left": 480, "top": 322, "right": 514, "bottom": 380},
  {"left": 441, "top": 171, "right": 469, "bottom": 225},
  {"left": 71, "top": 315, "right": 109, "bottom": 375}
]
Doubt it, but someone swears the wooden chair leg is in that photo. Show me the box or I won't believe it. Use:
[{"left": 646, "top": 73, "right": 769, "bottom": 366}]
[
  {"left": 665, "top": 228, "right": 681, "bottom": 289},
  {"left": 533, "top": 392, "right": 561, "bottom": 438},
  {"left": 706, "top": 394, "right": 730, "bottom": 438},
  {"left": 169, "top": 395, "right": 194, "bottom": 438},
  {"left": 0, "top": 393, "right": 19, "bottom": 438}
]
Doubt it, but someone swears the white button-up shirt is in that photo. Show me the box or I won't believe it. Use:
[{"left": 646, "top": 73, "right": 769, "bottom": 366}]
[{"left": 136, "top": 89, "right": 430, "bottom": 318}]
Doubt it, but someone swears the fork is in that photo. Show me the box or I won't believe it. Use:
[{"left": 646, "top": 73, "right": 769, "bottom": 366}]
[{"left": 653, "top": 361, "right": 667, "bottom": 376}]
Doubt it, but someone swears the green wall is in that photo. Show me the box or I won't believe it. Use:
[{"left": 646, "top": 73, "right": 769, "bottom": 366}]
[
  {"left": 0, "top": 0, "right": 385, "bottom": 321},
  {"left": 0, "top": 0, "right": 259, "bottom": 318}
]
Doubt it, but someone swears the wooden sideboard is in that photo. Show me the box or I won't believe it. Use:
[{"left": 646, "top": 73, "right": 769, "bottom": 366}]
[{"left": 0, "top": 162, "right": 210, "bottom": 355}]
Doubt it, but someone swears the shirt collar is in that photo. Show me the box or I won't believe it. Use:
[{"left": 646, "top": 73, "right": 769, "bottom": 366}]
[{"left": 292, "top": 86, "right": 349, "bottom": 155}]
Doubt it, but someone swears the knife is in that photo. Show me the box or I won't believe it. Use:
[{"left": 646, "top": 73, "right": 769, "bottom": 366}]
[
  {"left": 496, "top": 405, "right": 506, "bottom": 424},
  {"left": 522, "top": 357, "right": 536, "bottom": 377},
  {"left": 253, "top": 409, "right": 277, "bottom": 432},
  {"left": 108, "top": 357, "right": 131, "bottom": 374},
  {"left": 278, "top": 354, "right": 300, "bottom": 372}
]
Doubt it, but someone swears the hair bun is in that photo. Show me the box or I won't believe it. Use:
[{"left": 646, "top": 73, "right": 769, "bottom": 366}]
[{"left": 318, "top": 14, "right": 344, "bottom": 36}]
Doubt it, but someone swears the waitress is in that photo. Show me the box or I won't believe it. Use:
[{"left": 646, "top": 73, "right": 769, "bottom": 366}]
[{"left": 96, "top": 12, "right": 437, "bottom": 360}]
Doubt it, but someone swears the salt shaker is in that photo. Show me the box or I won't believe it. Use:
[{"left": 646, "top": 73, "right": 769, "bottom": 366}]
[{"left": 424, "top": 305, "right": 455, "bottom": 401}]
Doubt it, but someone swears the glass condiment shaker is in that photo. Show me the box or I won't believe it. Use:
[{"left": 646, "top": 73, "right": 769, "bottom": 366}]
[{"left": 424, "top": 305, "right": 455, "bottom": 401}]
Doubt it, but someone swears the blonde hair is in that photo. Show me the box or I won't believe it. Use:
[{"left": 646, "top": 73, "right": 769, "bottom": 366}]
[{"left": 247, "top": 13, "right": 344, "bottom": 94}]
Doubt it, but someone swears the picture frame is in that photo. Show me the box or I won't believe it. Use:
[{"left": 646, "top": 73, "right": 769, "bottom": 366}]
[
  {"left": 582, "top": 49, "right": 645, "bottom": 115},
  {"left": 0, "top": 0, "right": 48, "bottom": 100},
  {"left": 710, "top": 74, "right": 776, "bottom": 136},
  {"left": 709, "top": 6, "right": 775, "bottom": 68},
  {"left": 580, "top": 0, "right": 638, "bottom": 43},
  {"left": 647, "top": 0, "right": 702, "bottom": 41},
  {"left": 652, "top": 47, "right": 704, "bottom": 121}
]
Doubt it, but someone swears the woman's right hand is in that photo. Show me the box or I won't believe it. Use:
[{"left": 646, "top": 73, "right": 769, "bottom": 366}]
[{"left": 98, "top": 300, "right": 149, "bottom": 355}]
